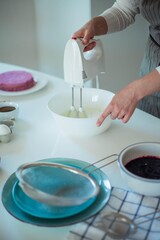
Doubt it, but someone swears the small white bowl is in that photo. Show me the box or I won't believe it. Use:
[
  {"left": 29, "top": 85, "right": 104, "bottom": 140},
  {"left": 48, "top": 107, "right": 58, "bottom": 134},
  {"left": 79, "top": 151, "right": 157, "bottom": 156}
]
[
  {"left": 118, "top": 142, "right": 160, "bottom": 196},
  {"left": 48, "top": 88, "right": 114, "bottom": 138},
  {"left": 0, "top": 101, "right": 19, "bottom": 120}
]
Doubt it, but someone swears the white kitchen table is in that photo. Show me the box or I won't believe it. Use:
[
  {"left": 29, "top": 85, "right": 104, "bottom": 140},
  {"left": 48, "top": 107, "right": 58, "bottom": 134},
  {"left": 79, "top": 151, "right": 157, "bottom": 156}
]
[{"left": 0, "top": 63, "right": 160, "bottom": 240}]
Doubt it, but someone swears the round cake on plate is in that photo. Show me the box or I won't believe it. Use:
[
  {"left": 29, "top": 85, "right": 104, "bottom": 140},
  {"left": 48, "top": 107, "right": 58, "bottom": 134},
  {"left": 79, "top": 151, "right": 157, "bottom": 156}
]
[{"left": 0, "top": 70, "right": 36, "bottom": 92}]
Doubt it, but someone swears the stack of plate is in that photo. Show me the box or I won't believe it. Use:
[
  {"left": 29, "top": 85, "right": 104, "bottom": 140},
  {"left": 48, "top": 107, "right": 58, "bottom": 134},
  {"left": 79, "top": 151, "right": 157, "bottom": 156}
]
[{"left": 2, "top": 158, "right": 111, "bottom": 227}]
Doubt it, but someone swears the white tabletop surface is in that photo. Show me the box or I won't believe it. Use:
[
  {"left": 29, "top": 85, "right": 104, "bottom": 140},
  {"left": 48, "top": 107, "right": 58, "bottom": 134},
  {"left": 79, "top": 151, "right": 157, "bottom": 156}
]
[{"left": 0, "top": 62, "right": 160, "bottom": 240}]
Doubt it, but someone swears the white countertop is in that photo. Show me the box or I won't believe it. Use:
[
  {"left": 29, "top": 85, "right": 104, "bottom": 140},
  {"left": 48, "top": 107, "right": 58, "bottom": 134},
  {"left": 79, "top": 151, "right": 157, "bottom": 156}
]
[{"left": 0, "top": 63, "right": 160, "bottom": 240}]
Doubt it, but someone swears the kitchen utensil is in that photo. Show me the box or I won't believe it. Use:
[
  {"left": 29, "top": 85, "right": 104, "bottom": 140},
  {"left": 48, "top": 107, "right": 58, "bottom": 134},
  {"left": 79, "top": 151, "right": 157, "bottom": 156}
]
[
  {"left": 118, "top": 141, "right": 160, "bottom": 196},
  {"left": 0, "top": 101, "right": 19, "bottom": 120},
  {"left": 0, "top": 120, "right": 14, "bottom": 143},
  {"left": 16, "top": 155, "right": 117, "bottom": 207},
  {"left": 64, "top": 38, "right": 104, "bottom": 86},
  {"left": 0, "top": 124, "right": 11, "bottom": 143},
  {"left": 13, "top": 174, "right": 97, "bottom": 219},
  {"left": 12, "top": 157, "right": 110, "bottom": 219},
  {"left": 17, "top": 141, "right": 160, "bottom": 210},
  {"left": 63, "top": 38, "right": 104, "bottom": 118},
  {"left": 48, "top": 88, "right": 114, "bottom": 137},
  {"left": 67, "top": 87, "right": 87, "bottom": 118},
  {"left": 97, "top": 210, "right": 160, "bottom": 239},
  {"left": 2, "top": 159, "right": 111, "bottom": 226},
  {"left": 67, "top": 86, "right": 78, "bottom": 118},
  {"left": 78, "top": 87, "right": 87, "bottom": 118},
  {"left": 0, "top": 120, "right": 15, "bottom": 143}
]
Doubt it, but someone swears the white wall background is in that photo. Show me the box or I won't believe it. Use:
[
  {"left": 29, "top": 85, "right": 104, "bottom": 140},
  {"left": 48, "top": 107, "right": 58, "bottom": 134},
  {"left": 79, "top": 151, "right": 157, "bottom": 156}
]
[
  {"left": 0, "top": 0, "right": 149, "bottom": 93},
  {"left": 0, "top": 0, "right": 38, "bottom": 70}
]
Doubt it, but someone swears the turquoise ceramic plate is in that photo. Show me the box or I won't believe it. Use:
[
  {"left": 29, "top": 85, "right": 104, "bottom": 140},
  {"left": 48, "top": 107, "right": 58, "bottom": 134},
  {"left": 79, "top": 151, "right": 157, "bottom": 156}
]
[
  {"left": 12, "top": 182, "right": 97, "bottom": 219},
  {"left": 12, "top": 159, "right": 102, "bottom": 219},
  {"left": 2, "top": 158, "right": 111, "bottom": 227}
]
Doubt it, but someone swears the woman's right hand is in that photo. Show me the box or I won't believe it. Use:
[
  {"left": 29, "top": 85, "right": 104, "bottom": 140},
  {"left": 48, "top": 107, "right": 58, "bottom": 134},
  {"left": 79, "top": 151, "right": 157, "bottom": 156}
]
[{"left": 72, "top": 16, "right": 108, "bottom": 51}]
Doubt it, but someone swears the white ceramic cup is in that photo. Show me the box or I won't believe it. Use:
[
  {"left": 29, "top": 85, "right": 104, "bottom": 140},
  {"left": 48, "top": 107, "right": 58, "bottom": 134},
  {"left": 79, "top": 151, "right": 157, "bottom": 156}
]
[{"left": 0, "top": 101, "right": 19, "bottom": 120}]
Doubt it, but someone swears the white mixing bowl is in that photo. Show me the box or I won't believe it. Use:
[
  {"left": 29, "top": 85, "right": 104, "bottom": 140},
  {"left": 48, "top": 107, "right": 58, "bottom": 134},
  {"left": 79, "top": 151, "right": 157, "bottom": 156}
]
[{"left": 48, "top": 88, "right": 114, "bottom": 137}]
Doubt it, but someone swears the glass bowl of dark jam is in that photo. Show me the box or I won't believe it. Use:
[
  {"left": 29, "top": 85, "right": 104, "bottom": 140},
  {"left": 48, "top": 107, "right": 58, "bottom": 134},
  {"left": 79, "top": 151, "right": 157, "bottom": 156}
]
[{"left": 118, "top": 142, "right": 160, "bottom": 196}]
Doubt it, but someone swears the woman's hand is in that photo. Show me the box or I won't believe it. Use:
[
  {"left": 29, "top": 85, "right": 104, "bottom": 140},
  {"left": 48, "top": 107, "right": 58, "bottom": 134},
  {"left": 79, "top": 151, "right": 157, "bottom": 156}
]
[
  {"left": 97, "top": 69, "right": 160, "bottom": 125},
  {"left": 72, "top": 16, "right": 108, "bottom": 51},
  {"left": 72, "top": 19, "right": 95, "bottom": 45},
  {"left": 97, "top": 81, "right": 140, "bottom": 125}
]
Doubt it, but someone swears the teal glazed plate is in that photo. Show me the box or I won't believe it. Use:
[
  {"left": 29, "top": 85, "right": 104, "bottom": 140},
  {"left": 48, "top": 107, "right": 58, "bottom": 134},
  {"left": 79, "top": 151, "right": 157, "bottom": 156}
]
[
  {"left": 12, "top": 181, "right": 97, "bottom": 219},
  {"left": 12, "top": 158, "right": 102, "bottom": 219},
  {"left": 1, "top": 158, "right": 111, "bottom": 227}
]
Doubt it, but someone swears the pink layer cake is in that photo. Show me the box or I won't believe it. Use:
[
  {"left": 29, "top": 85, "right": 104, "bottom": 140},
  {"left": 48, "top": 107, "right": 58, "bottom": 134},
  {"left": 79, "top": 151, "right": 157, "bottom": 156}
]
[{"left": 0, "top": 70, "right": 36, "bottom": 92}]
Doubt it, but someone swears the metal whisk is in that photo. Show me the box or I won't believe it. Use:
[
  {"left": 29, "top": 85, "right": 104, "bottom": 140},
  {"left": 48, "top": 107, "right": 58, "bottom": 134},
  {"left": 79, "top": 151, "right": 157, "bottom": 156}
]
[
  {"left": 67, "top": 86, "right": 78, "bottom": 118},
  {"left": 78, "top": 87, "right": 87, "bottom": 118},
  {"left": 67, "top": 86, "right": 87, "bottom": 118}
]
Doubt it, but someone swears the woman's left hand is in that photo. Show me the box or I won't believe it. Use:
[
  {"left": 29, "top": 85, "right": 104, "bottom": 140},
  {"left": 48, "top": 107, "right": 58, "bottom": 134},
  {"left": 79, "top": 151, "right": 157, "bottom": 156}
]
[{"left": 96, "top": 82, "right": 140, "bottom": 125}]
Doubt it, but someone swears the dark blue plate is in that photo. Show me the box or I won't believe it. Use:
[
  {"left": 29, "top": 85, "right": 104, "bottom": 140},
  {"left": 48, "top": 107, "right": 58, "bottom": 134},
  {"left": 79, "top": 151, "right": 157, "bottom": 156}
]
[{"left": 1, "top": 158, "right": 111, "bottom": 227}]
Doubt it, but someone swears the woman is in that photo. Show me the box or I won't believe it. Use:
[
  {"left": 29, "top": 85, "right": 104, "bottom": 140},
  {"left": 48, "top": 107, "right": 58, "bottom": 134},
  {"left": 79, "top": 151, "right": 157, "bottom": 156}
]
[{"left": 72, "top": 0, "right": 160, "bottom": 125}]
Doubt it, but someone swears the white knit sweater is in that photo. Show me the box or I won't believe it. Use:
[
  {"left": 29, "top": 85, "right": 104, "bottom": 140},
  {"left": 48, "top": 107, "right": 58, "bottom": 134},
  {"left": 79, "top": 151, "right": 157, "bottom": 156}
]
[
  {"left": 100, "top": 0, "right": 160, "bottom": 72},
  {"left": 100, "top": 0, "right": 140, "bottom": 33},
  {"left": 100, "top": 0, "right": 160, "bottom": 42}
]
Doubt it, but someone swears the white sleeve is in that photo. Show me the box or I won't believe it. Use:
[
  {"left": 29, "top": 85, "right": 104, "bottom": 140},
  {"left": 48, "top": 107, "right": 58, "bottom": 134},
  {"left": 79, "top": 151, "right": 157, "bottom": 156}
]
[
  {"left": 156, "top": 66, "right": 160, "bottom": 73},
  {"left": 100, "top": 0, "right": 140, "bottom": 33}
]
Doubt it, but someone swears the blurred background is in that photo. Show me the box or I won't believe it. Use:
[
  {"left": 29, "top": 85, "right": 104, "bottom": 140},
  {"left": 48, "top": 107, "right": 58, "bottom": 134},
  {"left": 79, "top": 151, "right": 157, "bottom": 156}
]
[{"left": 0, "top": 0, "right": 148, "bottom": 93}]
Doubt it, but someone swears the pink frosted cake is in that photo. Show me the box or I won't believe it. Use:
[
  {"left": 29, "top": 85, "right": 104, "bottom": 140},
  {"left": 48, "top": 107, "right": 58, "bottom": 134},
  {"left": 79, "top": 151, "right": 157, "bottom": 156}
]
[{"left": 0, "top": 70, "right": 36, "bottom": 92}]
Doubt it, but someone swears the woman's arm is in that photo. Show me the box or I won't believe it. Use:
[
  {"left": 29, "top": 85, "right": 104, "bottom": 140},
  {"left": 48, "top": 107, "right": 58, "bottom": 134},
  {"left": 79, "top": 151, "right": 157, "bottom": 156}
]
[
  {"left": 72, "top": 0, "right": 140, "bottom": 47},
  {"left": 97, "top": 68, "right": 160, "bottom": 125},
  {"left": 101, "top": 0, "right": 140, "bottom": 33}
]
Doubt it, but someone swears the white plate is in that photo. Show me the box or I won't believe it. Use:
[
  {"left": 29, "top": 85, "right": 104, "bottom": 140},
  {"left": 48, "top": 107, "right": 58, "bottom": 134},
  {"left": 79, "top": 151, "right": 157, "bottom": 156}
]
[{"left": 0, "top": 77, "right": 48, "bottom": 96}]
